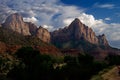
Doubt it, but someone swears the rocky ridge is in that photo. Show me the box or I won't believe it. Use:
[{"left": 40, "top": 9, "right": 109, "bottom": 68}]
[
  {"left": 0, "top": 13, "right": 119, "bottom": 58},
  {"left": 36, "top": 26, "right": 50, "bottom": 43},
  {"left": 51, "top": 18, "right": 109, "bottom": 47},
  {"left": 2, "top": 13, "right": 50, "bottom": 43},
  {"left": 2, "top": 13, "right": 109, "bottom": 45},
  {"left": 2, "top": 13, "right": 31, "bottom": 36}
]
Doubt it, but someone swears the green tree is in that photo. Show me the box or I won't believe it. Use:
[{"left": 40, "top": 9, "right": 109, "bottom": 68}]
[{"left": 7, "top": 47, "right": 54, "bottom": 80}]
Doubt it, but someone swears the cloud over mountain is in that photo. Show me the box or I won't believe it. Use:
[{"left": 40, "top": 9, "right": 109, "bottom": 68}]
[{"left": 0, "top": 0, "right": 120, "bottom": 48}]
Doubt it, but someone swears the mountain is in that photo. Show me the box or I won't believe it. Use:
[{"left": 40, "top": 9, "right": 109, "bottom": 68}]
[
  {"left": 51, "top": 18, "right": 109, "bottom": 48},
  {"left": 0, "top": 27, "right": 61, "bottom": 55},
  {"left": 0, "top": 13, "right": 61, "bottom": 56},
  {"left": 36, "top": 26, "right": 50, "bottom": 43},
  {"left": 51, "top": 18, "right": 120, "bottom": 58},
  {"left": 0, "top": 13, "right": 119, "bottom": 58},
  {"left": 2, "top": 13, "right": 50, "bottom": 43},
  {"left": 2, "top": 13, "right": 31, "bottom": 36}
]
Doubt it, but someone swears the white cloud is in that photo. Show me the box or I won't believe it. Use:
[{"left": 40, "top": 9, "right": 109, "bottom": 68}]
[
  {"left": 23, "top": 17, "right": 38, "bottom": 24},
  {"left": 63, "top": 18, "right": 74, "bottom": 26},
  {"left": 105, "top": 17, "right": 111, "bottom": 21},
  {"left": 107, "top": 23, "right": 120, "bottom": 41},
  {"left": 94, "top": 3, "right": 115, "bottom": 9},
  {"left": 42, "top": 25, "right": 54, "bottom": 31}
]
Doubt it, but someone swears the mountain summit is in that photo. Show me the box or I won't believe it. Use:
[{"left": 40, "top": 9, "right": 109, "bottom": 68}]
[
  {"left": 2, "top": 13, "right": 50, "bottom": 43},
  {"left": 68, "top": 18, "right": 99, "bottom": 44},
  {"left": 2, "top": 13, "right": 31, "bottom": 36},
  {"left": 51, "top": 18, "right": 109, "bottom": 48}
]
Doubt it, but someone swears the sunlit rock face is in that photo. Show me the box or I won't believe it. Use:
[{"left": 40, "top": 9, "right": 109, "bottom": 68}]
[
  {"left": 3, "top": 13, "right": 31, "bottom": 36},
  {"left": 51, "top": 18, "right": 109, "bottom": 46},
  {"left": 2, "top": 13, "right": 51, "bottom": 43},
  {"left": 36, "top": 26, "right": 51, "bottom": 43}
]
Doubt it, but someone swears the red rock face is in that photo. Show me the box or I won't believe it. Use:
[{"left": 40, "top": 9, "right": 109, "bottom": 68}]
[
  {"left": 0, "top": 41, "right": 21, "bottom": 54},
  {"left": 33, "top": 45, "right": 61, "bottom": 56},
  {"left": 0, "top": 42, "right": 7, "bottom": 53},
  {"left": 0, "top": 41, "right": 61, "bottom": 56},
  {"left": 51, "top": 18, "right": 109, "bottom": 46}
]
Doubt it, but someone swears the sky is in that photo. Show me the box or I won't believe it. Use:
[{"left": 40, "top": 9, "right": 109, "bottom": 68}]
[{"left": 0, "top": 0, "right": 120, "bottom": 49}]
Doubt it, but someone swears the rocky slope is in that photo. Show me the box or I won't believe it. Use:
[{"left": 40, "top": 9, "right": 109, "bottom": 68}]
[
  {"left": 91, "top": 66, "right": 120, "bottom": 80},
  {"left": 0, "top": 25, "right": 61, "bottom": 56}
]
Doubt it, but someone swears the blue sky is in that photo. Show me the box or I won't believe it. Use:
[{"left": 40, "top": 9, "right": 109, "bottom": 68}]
[
  {"left": 60, "top": 0, "right": 120, "bottom": 48},
  {"left": 61, "top": 0, "right": 120, "bottom": 23},
  {"left": 0, "top": 0, "right": 120, "bottom": 48}
]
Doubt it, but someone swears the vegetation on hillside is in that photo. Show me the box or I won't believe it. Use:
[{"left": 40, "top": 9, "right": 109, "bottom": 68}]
[
  {"left": 0, "top": 26, "right": 120, "bottom": 80},
  {"left": 0, "top": 27, "right": 49, "bottom": 46},
  {"left": 0, "top": 47, "right": 116, "bottom": 80}
]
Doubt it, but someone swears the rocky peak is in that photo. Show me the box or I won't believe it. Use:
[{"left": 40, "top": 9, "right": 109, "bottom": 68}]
[
  {"left": 2, "top": 13, "right": 31, "bottom": 36},
  {"left": 72, "top": 18, "right": 82, "bottom": 24},
  {"left": 68, "top": 18, "right": 98, "bottom": 44},
  {"left": 26, "top": 22, "right": 38, "bottom": 35},
  {"left": 4, "top": 13, "right": 23, "bottom": 23},
  {"left": 2, "top": 13, "right": 51, "bottom": 43},
  {"left": 36, "top": 26, "right": 51, "bottom": 43},
  {"left": 98, "top": 34, "right": 109, "bottom": 46},
  {"left": 68, "top": 18, "right": 83, "bottom": 31},
  {"left": 51, "top": 18, "right": 109, "bottom": 47}
]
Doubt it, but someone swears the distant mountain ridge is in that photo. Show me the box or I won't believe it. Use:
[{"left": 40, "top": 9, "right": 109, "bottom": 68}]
[
  {"left": 0, "top": 13, "right": 119, "bottom": 58},
  {"left": 0, "top": 13, "right": 110, "bottom": 46}
]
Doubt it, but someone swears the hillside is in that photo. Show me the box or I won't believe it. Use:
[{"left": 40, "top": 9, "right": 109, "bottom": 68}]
[
  {"left": 91, "top": 66, "right": 120, "bottom": 80},
  {"left": 0, "top": 27, "right": 61, "bottom": 55}
]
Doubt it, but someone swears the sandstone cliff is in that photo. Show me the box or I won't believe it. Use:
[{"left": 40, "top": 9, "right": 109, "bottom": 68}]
[
  {"left": 51, "top": 18, "right": 109, "bottom": 47},
  {"left": 68, "top": 18, "right": 99, "bottom": 44},
  {"left": 36, "top": 26, "right": 50, "bottom": 43},
  {"left": 2, "top": 13, "right": 31, "bottom": 36},
  {"left": 26, "top": 22, "right": 38, "bottom": 35},
  {"left": 2, "top": 13, "right": 51, "bottom": 43},
  {"left": 98, "top": 34, "right": 109, "bottom": 46}
]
